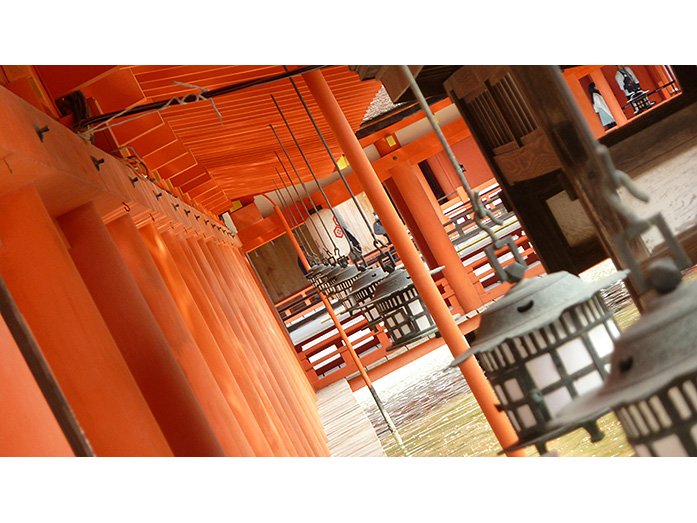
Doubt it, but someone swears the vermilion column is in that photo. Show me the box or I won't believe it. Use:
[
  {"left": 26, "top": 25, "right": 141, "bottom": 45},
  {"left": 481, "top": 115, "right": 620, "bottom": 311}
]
[
  {"left": 303, "top": 70, "right": 526, "bottom": 457},
  {"left": 197, "top": 238, "right": 329, "bottom": 456},
  {"left": 0, "top": 314, "right": 74, "bottom": 456},
  {"left": 106, "top": 214, "right": 254, "bottom": 456},
  {"left": 225, "top": 244, "right": 328, "bottom": 444},
  {"left": 207, "top": 240, "right": 329, "bottom": 450},
  {"left": 57, "top": 202, "right": 225, "bottom": 457},
  {"left": 383, "top": 177, "right": 439, "bottom": 269},
  {"left": 158, "top": 229, "right": 297, "bottom": 456},
  {"left": 175, "top": 234, "right": 312, "bottom": 457},
  {"left": 390, "top": 161, "right": 483, "bottom": 312},
  {"left": 0, "top": 185, "right": 172, "bottom": 456},
  {"left": 236, "top": 243, "right": 319, "bottom": 402},
  {"left": 138, "top": 222, "right": 277, "bottom": 456},
  {"left": 186, "top": 238, "right": 316, "bottom": 455}
]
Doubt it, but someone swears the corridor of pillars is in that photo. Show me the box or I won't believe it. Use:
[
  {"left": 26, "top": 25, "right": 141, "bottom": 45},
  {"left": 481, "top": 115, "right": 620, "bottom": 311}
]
[{"left": 0, "top": 183, "right": 329, "bottom": 457}]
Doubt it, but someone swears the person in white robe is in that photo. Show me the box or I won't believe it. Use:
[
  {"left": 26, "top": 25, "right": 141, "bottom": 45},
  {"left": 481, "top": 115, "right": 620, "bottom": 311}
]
[{"left": 588, "top": 82, "right": 616, "bottom": 129}]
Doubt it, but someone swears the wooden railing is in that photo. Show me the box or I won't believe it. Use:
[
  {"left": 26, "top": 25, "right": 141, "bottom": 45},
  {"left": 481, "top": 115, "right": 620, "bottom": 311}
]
[{"left": 277, "top": 181, "right": 545, "bottom": 390}]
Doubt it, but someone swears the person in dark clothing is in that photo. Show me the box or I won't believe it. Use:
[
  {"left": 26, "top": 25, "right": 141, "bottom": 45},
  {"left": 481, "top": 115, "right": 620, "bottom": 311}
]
[{"left": 373, "top": 212, "right": 390, "bottom": 244}]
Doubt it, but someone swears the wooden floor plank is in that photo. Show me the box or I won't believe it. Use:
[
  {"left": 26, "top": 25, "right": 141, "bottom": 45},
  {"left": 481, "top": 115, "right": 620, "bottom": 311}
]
[{"left": 316, "top": 379, "right": 386, "bottom": 457}]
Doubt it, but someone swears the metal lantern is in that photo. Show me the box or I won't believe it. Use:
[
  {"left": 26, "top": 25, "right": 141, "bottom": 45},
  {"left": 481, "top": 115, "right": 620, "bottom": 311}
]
[
  {"left": 315, "top": 264, "right": 347, "bottom": 297},
  {"left": 451, "top": 270, "right": 627, "bottom": 453},
  {"left": 347, "top": 266, "right": 389, "bottom": 326},
  {"left": 371, "top": 267, "right": 443, "bottom": 351},
  {"left": 550, "top": 259, "right": 697, "bottom": 457},
  {"left": 626, "top": 90, "right": 655, "bottom": 115},
  {"left": 305, "top": 263, "right": 330, "bottom": 286},
  {"left": 330, "top": 265, "right": 362, "bottom": 310}
]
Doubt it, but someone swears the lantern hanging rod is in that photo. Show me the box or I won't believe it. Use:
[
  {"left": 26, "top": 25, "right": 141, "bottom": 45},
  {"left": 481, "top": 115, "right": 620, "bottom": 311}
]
[
  {"left": 397, "top": 65, "right": 527, "bottom": 283},
  {"left": 272, "top": 180, "right": 319, "bottom": 263},
  {"left": 276, "top": 167, "right": 331, "bottom": 262},
  {"left": 75, "top": 65, "right": 329, "bottom": 131},
  {"left": 270, "top": 94, "right": 367, "bottom": 268},
  {"left": 272, "top": 182, "right": 315, "bottom": 261},
  {"left": 271, "top": 126, "right": 342, "bottom": 260},
  {"left": 282, "top": 65, "right": 396, "bottom": 267}
]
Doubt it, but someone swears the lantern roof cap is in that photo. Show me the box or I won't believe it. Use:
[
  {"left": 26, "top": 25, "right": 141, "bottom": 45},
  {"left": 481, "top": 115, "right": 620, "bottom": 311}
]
[
  {"left": 452, "top": 270, "right": 627, "bottom": 366},
  {"left": 550, "top": 268, "right": 697, "bottom": 430},
  {"left": 349, "top": 266, "right": 387, "bottom": 295},
  {"left": 333, "top": 265, "right": 361, "bottom": 285}
]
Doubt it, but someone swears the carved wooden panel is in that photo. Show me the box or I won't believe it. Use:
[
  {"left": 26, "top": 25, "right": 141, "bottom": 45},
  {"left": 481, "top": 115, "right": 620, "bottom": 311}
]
[
  {"left": 445, "top": 67, "right": 560, "bottom": 185},
  {"left": 494, "top": 128, "right": 562, "bottom": 183}
]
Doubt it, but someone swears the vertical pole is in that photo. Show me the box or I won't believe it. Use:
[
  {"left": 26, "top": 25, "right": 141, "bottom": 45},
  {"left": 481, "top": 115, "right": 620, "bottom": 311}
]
[
  {"left": 57, "top": 202, "right": 225, "bottom": 457},
  {"left": 138, "top": 222, "right": 277, "bottom": 456},
  {"left": 107, "top": 214, "right": 255, "bottom": 456},
  {"left": 0, "top": 184, "right": 172, "bottom": 456},
  {"left": 303, "top": 70, "right": 525, "bottom": 456}
]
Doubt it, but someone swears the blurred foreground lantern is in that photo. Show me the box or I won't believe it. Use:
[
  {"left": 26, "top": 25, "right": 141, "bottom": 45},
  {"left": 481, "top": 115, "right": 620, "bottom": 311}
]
[
  {"left": 371, "top": 267, "right": 443, "bottom": 351},
  {"left": 550, "top": 259, "right": 697, "bottom": 456},
  {"left": 451, "top": 270, "right": 626, "bottom": 454},
  {"left": 545, "top": 143, "right": 696, "bottom": 456}
]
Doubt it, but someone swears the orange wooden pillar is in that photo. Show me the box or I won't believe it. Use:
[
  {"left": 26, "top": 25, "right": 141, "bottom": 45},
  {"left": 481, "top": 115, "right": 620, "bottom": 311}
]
[
  {"left": 304, "top": 69, "right": 525, "bottom": 457},
  {"left": 106, "top": 214, "right": 254, "bottom": 456},
  {"left": 138, "top": 222, "right": 277, "bottom": 456},
  {"left": 383, "top": 177, "right": 439, "bottom": 269},
  {"left": 0, "top": 185, "right": 171, "bottom": 456},
  {"left": 0, "top": 314, "right": 74, "bottom": 456},
  {"left": 390, "top": 161, "right": 483, "bottom": 313},
  {"left": 157, "top": 229, "right": 297, "bottom": 456},
  {"left": 57, "top": 202, "right": 225, "bottom": 457},
  {"left": 207, "top": 240, "right": 329, "bottom": 448},
  {"left": 174, "top": 233, "right": 313, "bottom": 457},
  {"left": 199, "top": 238, "right": 329, "bottom": 456},
  {"left": 190, "top": 237, "right": 323, "bottom": 456},
  {"left": 227, "top": 244, "right": 326, "bottom": 435}
]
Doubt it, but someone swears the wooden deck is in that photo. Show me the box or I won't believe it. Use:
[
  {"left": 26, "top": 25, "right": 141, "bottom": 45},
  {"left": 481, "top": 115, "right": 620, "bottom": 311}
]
[{"left": 316, "top": 379, "right": 386, "bottom": 457}]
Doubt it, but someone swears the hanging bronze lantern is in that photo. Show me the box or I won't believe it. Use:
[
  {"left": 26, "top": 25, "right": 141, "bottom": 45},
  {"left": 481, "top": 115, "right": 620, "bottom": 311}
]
[
  {"left": 451, "top": 270, "right": 627, "bottom": 453},
  {"left": 315, "top": 264, "right": 347, "bottom": 297},
  {"left": 347, "top": 267, "right": 389, "bottom": 327},
  {"left": 331, "top": 264, "right": 363, "bottom": 312},
  {"left": 308, "top": 263, "right": 338, "bottom": 292},
  {"left": 550, "top": 259, "right": 697, "bottom": 456},
  {"left": 371, "top": 267, "right": 443, "bottom": 351}
]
